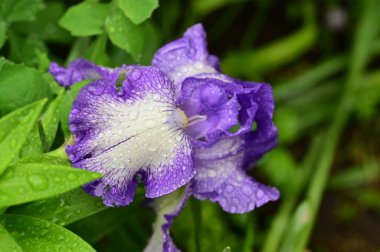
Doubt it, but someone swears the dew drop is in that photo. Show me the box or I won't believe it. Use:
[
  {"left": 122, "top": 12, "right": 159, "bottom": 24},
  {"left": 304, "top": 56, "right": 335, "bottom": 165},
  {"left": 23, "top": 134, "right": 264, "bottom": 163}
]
[
  {"left": 88, "top": 85, "right": 103, "bottom": 95},
  {"left": 27, "top": 174, "right": 48, "bottom": 190},
  {"left": 128, "top": 110, "right": 139, "bottom": 120},
  {"left": 256, "top": 190, "right": 264, "bottom": 199},
  {"left": 71, "top": 108, "right": 80, "bottom": 115},
  {"left": 207, "top": 170, "right": 216, "bottom": 177},
  {"left": 144, "top": 119, "right": 157, "bottom": 128},
  {"left": 148, "top": 145, "right": 158, "bottom": 152},
  {"left": 69, "top": 124, "right": 77, "bottom": 132},
  {"left": 67, "top": 172, "right": 77, "bottom": 181},
  {"left": 10, "top": 140, "right": 17, "bottom": 148},
  {"left": 128, "top": 69, "right": 141, "bottom": 81}
]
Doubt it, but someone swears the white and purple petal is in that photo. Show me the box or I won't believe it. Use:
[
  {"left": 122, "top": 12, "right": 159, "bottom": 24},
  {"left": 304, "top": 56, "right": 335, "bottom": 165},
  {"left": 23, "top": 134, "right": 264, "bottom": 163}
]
[
  {"left": 67, "top": 66, "right": 195, "bottom": 206},
  {"left": 192, "top": 136, "right": 279, "bottom": 213},
  {"left": 152, "top": 24, "right": 218, "bottom": 91}
]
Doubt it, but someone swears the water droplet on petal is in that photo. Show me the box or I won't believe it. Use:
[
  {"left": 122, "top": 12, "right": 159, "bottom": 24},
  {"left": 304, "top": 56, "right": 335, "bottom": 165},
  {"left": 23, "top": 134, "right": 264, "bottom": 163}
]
[
  {"left": 71, "top": 108, "right": 80, "bottom": 115},
  {"left": 128, "top": 69, "right": 141, "bottom": 81},
  {"left": 207, "top": 170, "right": 216, "bottom": 177},
  {"left": 256, "top": 190, "right": 264, "bottom": 200},
  {"left": 69, "top": 124, "right": 77, "bottom": 132},
  {"left": 148, "top": 145, "right": 158, "bottom": 152},
  {"left": 128, "top": 110, "right": 139, "bottom": 120},
  {"left": 88, "top": 86, "right": 103, "bottom": 95}
]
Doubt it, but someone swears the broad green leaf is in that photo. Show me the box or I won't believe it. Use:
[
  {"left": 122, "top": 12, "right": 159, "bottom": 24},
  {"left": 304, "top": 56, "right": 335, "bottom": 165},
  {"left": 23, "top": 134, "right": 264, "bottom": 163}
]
[
  {"left": 0, "top": 20, "right": 6, "bottom": 49},
  {"left": 0, "top": 223, "right": 23, "bottom": 252},
  {"left": 0, "top": 99, "right": 47, "bottom": 175},
  {"left": 0, "top": 0, "right": 44, "bottom": 22},
  {"left": 0, "top": 214, "right": 95, "bottom": 251},
  {"left": 12, "top": 1, "right": 71, "bottom": 44},
  {"left": 59, "top": 80, "right": 90, "bottom": 139},
  {"left": 21, "top": 91, "right": 65, "bottom": 157},
  {"left": 105, "top": 9, "right": 145, "bottom": 62},
  {"left": 0, "top": 62, "right": 52, "bottom": 114},
  {"left": 118, "top": 0, "right": 159, "bottom": 25},
  {"left": 11, "top": 188, "right": 106, "bottom": 226},
  {"left": 0, "top": 155, "right": 102, "bottom": 208},
  {"left": 59, "top": 1, "right": 111, "bottom": 36}
]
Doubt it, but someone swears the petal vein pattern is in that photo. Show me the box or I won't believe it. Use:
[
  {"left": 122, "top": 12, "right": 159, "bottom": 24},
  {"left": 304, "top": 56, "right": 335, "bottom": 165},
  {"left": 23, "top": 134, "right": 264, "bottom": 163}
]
[{"left": 67, "top": 67, "right": 194, "bottom": 206}]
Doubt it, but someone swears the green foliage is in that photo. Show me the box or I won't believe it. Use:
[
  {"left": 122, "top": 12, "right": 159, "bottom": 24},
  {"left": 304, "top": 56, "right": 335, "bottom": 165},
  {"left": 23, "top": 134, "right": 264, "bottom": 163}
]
[
  {"left": 118, "top": 0, "right": 159, "bottom": 25},
  {"left": 0, "top": 223, "right": 23, "bottom": 252},
  {"left": 0, "top": 62, "right": 52, "bottom": 114},
  {"left": 59, "top": 1, "right": 111, "bottom": 37},
  {"left": 0, "top": 214, "right": 95, "bottom": 251},
  {"left": 21, "top": 91, "right": 64, "bottom": 157},
  {"left": 11, "top": 188, "right": 106, "bottom": 226},
  {"left": 0, "top": 20, "right": 6, "bottom": 49},
  {"left": 0, "top": 99, "right": 47, "bottom": 175},
  {"left": 0, "top": 0, "right": 44, "bottom": 22},
  {"left": 105, "top": 9, "right": 145, "bottom": 62},
  {"left": 0, "top": 155, "right": 102, "bottom": 208}
]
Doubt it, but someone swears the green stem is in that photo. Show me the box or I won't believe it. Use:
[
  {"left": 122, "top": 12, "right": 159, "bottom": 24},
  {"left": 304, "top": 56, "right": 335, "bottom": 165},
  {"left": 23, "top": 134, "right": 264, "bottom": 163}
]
[
  {"left": 262, "top": 134, "right": 323, "bottom": 252},
  {"left": 190, "top": 198, "right": 202, "bottom": 252},
  {"left": 280, "top": 1, "right": 380, "bottom": 251},
  {"left": 45, "top": 144, "right": 68, "bottom": 160}
]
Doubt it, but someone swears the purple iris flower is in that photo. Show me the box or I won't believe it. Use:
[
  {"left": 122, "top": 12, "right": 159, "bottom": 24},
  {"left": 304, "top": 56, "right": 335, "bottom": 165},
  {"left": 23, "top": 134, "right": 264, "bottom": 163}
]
[{"left": 50, "top": 24, "right": 279, "bottom": 252}]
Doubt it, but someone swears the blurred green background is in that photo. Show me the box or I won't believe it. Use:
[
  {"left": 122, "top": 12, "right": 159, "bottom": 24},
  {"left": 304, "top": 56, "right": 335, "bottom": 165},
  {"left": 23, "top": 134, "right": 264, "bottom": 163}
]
[{"left": 1, "top": 0, "right": 380, "bottom": 251}]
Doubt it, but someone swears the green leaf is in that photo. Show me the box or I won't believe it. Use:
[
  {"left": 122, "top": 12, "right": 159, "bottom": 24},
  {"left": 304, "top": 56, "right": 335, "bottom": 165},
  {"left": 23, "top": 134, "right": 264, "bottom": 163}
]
[
  {"left": 0, "top": 0, "right": 44, "bottom": 22},
  {"left": 59, "top": 1, "right": 111, "bottom": 36},
  {"left": 0, "top": 223, "right": 23, "bottom": 252},
  {"left": 105, "top": 9, "right": 145, "bottom": 62},
  {"left": 0, "top": 214, "right": 95, "bottom": 251},
  {"left": 118, "top": 0, "right": 159, "bottom": 25},
  {"left": 59, "top": 80, "right": 90, "bottom": 139},
  {"left": 68, "top": 193, "right": 151, "bottom": 246},
  {"left": 0, "top": 99, "right": 47, "bottom": 175},
  {"left": 0, "top": 62, "right": 52, "bottom": 114},
  {"left": 85, "top": 33, "right": 111, "bottom": 66},
  {"left": 0, "top": 20, "right": 6, "bottom": 49},
  {"left": 21, "top": 91, "right": 65, "bottom": 157},
  {"left": 11, "top": 188, "right": 107, "bottom": 226},
  {"left": 8, "top": 32, "right": 47, "bottom": 67},
  {"left": 0, "top": 155, "right": 102, "bottom": 208},
  {"left": 12, "top": 1, "right": 71, "bottom": 44}
]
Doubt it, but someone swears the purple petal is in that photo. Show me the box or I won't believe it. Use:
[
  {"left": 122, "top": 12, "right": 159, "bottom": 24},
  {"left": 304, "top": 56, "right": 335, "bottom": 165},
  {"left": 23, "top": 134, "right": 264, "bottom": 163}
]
[
  {"left": 152, "top": 24, "right": 218, "bottom": 90},
  {"left": 144, "top": 186, "right": 191, "bottom": 252},
  {"left": 67, "top": 66, "right": 195, "bottom": 206},
  {"left": 192, "top": 136, "right": 279, "bottom": 213},
  {"left": 49, "top": 58, "right": 117, "bottom": 87},
  {"left": 178, "top": 77, "right": 241, "bottom": 146},
  {"left": 178, "top": 73, "right": 277, "bottom": 158}
]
